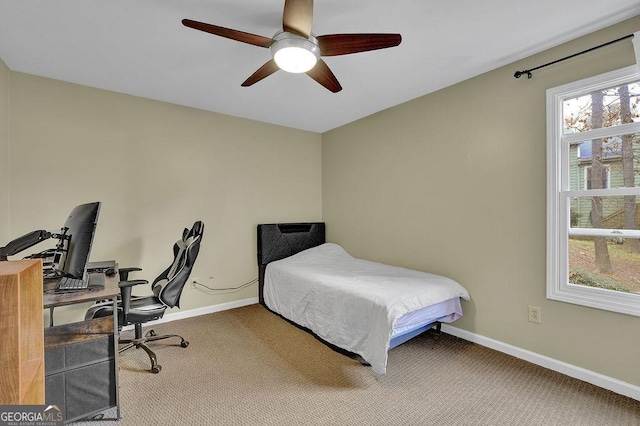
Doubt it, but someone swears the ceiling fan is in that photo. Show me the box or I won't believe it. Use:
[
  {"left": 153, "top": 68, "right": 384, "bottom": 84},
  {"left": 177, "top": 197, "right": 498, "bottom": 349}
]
[{"left": 182, "top": 0, "right": 401, "bottom": 93}]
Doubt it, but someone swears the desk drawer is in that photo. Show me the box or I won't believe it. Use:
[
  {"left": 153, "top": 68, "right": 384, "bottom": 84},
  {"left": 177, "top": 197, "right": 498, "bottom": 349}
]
[
  {"left": 46, "top": 358, "right": 117, "bottom": 423},
  {"left": 45, "top": 335, "right": 114, "bottom": 374}
]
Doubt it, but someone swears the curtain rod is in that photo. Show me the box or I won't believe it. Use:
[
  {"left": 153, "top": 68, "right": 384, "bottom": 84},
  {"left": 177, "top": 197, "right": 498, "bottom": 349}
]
[{"left": 513, "top": 33, "right": 634, "bottom": 79}]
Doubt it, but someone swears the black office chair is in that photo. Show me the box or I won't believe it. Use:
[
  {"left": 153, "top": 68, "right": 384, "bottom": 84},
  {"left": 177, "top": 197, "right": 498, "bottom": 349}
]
[{"left": 86, "top": 221, "right": 204, "bottom": 373}]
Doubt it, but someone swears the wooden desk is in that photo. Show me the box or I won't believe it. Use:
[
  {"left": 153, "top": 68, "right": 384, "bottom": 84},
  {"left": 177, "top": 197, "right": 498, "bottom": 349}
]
[
  {"left": 43, "top": 273, "right": 119, "bottom": 309},
  {"left": 43, "top": 271, "right": 120, "bottom": 423}
]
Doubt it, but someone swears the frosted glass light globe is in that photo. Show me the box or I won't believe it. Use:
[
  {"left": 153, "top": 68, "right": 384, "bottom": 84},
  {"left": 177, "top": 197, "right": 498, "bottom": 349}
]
[
  {"left": 274, "top": 46, "right": 317, "bottom": 73},
  {"left": 271, "top": 32, "right": 320, "bottom": 74}
]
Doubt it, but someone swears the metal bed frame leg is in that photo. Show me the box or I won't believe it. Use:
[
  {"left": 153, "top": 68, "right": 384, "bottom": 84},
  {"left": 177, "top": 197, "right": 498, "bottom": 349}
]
[{"left": 431, "top": 322, "right": 442, "bottom": 339}]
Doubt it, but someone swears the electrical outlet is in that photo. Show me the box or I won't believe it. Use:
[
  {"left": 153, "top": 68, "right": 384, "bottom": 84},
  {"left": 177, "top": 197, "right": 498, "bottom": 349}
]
[{"left": 528, "top": 306, "right": 542, "bottom": 324}]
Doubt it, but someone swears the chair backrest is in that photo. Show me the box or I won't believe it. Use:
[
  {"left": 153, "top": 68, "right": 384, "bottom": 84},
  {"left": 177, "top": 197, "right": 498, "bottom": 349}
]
[{"left": 151, "top": 221, "right": 204, "bottom": 308}]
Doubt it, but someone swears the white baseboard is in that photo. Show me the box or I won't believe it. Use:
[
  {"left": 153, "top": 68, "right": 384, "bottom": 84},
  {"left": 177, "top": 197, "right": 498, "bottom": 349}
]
[
  {"left": 440, "top": 324, "right": 640, "bottom": 402},
  {"left": 122, "top": 297, "right": 258, "bottom": 330}
]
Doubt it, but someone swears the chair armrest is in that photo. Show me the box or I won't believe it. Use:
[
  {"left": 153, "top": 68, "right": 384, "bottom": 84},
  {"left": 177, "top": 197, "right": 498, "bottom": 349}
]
[
  {"left": 118, "top": 279, "right": 148, "bottom": 289},
  {"left": 118, "top": 279, "right": 148, "bottom": 321},
  {"left": 118, "top": 267, "right": 142, "bottom": 282}
]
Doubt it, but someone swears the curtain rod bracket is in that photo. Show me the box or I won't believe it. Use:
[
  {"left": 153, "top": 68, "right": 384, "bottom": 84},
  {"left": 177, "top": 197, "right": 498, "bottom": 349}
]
[{"left": 513, "top": 70, "right": 532, "bottom": 79}]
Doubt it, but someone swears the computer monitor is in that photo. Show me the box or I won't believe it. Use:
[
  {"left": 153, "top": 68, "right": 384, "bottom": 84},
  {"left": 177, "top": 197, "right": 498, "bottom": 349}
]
[{"left": 59, "top": 202, "right": 101, "bottom": 279}]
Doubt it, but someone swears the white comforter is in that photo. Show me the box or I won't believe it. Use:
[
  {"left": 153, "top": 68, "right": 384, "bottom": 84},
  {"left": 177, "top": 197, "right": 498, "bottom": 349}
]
[{"left": 264, "top": 243, "right": 470, "bottom": 374}]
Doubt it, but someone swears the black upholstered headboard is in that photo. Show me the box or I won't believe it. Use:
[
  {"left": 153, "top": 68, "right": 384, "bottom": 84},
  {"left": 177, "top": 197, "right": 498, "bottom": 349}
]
[{"left": 257, "top": 222, "right": 325, "bottom": 305}]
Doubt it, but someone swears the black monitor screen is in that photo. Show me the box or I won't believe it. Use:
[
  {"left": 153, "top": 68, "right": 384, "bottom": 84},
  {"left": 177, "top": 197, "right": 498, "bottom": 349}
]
[{"left": 61, "top": 202, "right": 101, "bottom": 279}]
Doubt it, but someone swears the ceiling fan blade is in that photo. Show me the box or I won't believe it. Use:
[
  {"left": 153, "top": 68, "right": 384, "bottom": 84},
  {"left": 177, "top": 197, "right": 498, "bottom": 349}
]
[
  {"left": 241, "top": 60, "right": 280, "bottom": 87},
  {"left": 306, "top": 59, "right": 342, "bottom": 93},
  {"left": 182, "top": 19, "right": 272, "bottom": 48},
  {"left": 317, "top": 33, "right": 402, "bottom": 56},
  {"left": 282, "top": 0, "right": 313, "bottom": 38}
]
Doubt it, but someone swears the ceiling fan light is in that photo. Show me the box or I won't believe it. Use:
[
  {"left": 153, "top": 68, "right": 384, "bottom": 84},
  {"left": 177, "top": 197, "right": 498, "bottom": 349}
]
[
  {"left": 274, "top": 47, "right": 317, "bottom": 73},
  {"left": 271, "top": 33, "right": 319, "bottom": 73}
]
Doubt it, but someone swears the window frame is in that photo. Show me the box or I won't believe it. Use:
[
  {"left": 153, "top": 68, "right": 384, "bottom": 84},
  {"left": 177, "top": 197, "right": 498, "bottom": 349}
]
[{"left": 547, "top": 65, "right": 640, "bottom": 317}]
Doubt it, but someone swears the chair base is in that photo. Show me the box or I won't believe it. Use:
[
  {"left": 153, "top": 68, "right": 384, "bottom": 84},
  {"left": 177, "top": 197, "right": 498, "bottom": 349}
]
[{"left": 119, "top": 323, "right": 189, "bottom": 373}]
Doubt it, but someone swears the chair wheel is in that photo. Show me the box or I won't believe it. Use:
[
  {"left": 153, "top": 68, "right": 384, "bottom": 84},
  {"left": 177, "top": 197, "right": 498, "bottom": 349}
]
[
  {"left": 146, "top": 330, "right": 157, "bottom": 337},
  {"left": 151, "top": 365, "right": 161, "bottom": 374},
  {"left": 181, "top": 340, "right": 189, "bottom": 348}
]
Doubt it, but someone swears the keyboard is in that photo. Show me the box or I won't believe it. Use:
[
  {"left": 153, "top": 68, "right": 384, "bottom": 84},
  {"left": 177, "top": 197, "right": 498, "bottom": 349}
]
[{"left": 56, "top": 277, "right": 88, "bottom": 292}]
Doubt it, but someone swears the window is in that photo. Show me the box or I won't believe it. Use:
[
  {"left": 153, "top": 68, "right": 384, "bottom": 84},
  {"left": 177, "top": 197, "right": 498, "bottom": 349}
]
[
  {"left": 584, "top": 165, "right": 609, "bottom": 190},
  {"left": 547, "top": 65, "right": 640, "bottom": 316}
]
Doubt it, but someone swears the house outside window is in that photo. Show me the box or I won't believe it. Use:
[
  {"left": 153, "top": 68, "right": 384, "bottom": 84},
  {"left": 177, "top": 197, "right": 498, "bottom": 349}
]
[
  {"left": 584, "top": 165, "right": 610, "bottom": 190},
  {"left": 547, "top": 65, "right": 640, "bottom": 316}
]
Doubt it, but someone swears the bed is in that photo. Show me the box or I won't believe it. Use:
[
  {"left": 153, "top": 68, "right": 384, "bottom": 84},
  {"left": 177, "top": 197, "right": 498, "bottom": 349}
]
[{"left": 257, "top": 222, "right": 470, "bottom": 374}]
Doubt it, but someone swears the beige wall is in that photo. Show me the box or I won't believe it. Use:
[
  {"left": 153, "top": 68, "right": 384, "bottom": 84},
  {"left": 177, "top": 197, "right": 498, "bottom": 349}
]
[
  {"left": 322, "top": 16, "right": 640, "bottom": 387},
  {"left": 3, "top": 14, "right": 639, "bottom": 390},
  {"left": 0, "top": 58, "right": 9, "bottom": 243},
  {"left": 8, "top": 73, "right": 322, "bottom": 323}
]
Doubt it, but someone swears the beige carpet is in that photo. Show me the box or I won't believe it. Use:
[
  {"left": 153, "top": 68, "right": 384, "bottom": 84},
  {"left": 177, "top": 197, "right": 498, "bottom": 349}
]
[{"left": 75, "top": 304, "right": 640, "bottom": 425}]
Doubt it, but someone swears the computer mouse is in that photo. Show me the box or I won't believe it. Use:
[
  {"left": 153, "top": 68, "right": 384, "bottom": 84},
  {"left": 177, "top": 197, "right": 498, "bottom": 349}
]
[{"left": 105, "top": 268, "right": 116, "bottom": 276}]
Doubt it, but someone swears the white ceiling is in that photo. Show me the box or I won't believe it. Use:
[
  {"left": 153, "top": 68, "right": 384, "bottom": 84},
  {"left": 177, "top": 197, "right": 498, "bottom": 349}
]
[{"left": 1, "top": 1, "right": 640, "bottom": 133}]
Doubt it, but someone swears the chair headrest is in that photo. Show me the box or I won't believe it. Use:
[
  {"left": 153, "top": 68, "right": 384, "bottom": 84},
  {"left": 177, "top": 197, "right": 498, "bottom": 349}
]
[{"left": 189, "top": 221, "right": 204, "bottom": 238}]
